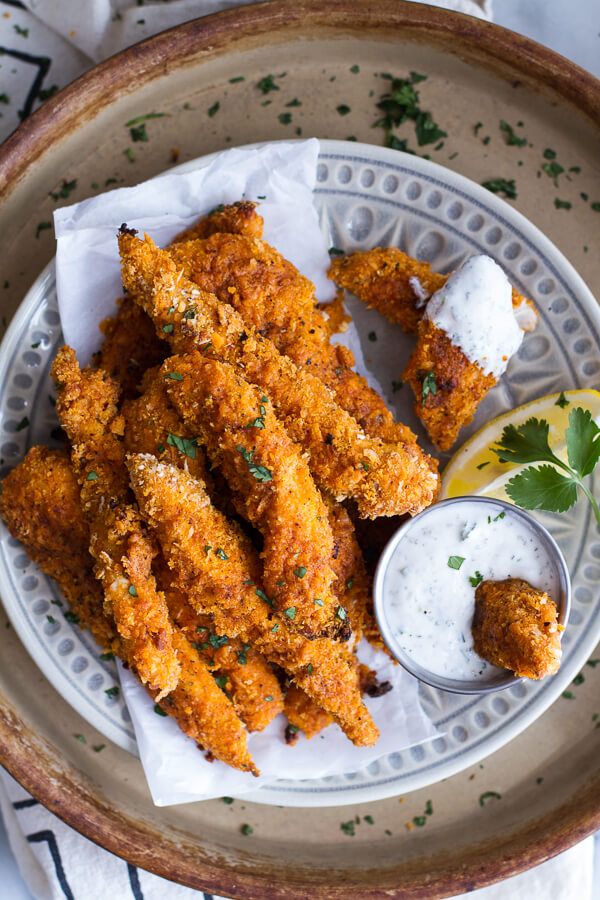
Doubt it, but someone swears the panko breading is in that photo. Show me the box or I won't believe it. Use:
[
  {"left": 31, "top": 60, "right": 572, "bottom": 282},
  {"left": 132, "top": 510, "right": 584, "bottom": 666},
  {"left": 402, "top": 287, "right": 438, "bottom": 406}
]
[
  {"left": 162, "top": 353, "right": 343, "bottom": 640},
  {"left": 284, "top": 685, "right": 332, "bottom": 741},
  {"left": 173, "top": 201, "right": 264, "bottom": 243},
  {"left": 0, "top": 447, "right": 257, "bottom": 772},
  {"left": 122, "top": 366, "right": 209, "bottom": 484},
  {"left": 119, "top": 232, "right": 439, "bottom": 518},
  {"left": 167, "top": 233, "right": 415, "bottom": 444},
  {"left": 329, "top": 247, "right": 538, "bottom": 334},
  {"left": 403, "top": 319, "right": 496, "bottom": 451},
  {"left": 473, "top": 578, "right": 562, "bottom": 679},
  {"left": 128, "top": 454, "right": 379, "bottom": 746},
  {"left": 94, "top": 296, "right": 167, "bottom": 399},
  {"left": 0, "top": 447, "right": 119, "bottom": 652},
  {"left": 51, "top": 346, "right": 180, "bottom": 698}
]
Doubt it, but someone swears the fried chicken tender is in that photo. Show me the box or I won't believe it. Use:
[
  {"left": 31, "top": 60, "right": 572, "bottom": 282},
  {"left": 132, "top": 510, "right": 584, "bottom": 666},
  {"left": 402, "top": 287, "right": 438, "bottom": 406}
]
[
  {"left": 473, "top": 578, "right": 562, "bottom": 679},
  {"left": 162, "top": 353, "right": 343, "bottom": 640},
  {"left": 51, "top": 346, "right": 180, "bottom": 699},
  {"left": 329, "top": 248, "right": 538, "bottom": 334},
  {"left": 0, "top": 448, "right": 257, "bottom": 771},
  {"left": 128, "top": 454, "right": 379, "bottom": 746},
  {"left": 0, "top": 447, "right": 119, "bottom": 652},
  {"left": 122, "top": 366, "right": 209, "bottom": 483},
  {"left": 403, "top": 319, "right": 496, "bottom": 451},
  {"left": 284, "top": 685, "right": 333, "bottom": 740},
  {"left": 173, "top": 201, "right": 264, "bottom": 243},
  {"left": 167, "top": 233, "right": 415, "bottom": 444},
  {"left": 119, "top": 232, "right": 439, "bottom": 518},
  {"left": 93, "top": 296, "right": 167, "bottom": 399}
]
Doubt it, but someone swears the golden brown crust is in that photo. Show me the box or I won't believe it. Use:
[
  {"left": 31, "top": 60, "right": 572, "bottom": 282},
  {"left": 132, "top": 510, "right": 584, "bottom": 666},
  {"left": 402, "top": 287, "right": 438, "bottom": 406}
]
[
  {"left": 284, "top": 685, "right": 333, "bottom": 740},
  {"left": 128, "top": 454, "right": 379, "bottom": 747},
  {"left": 162, "top": 352, "right": 342, "bottom": 640},
  {"left": 167, "top": 234, "right": 415, "bottom": 444},
  {"left": 403, "top": 319, "right": 496, "bottom": 451},
  {"left": 51, "top": 346, "right": 180, "bottom": 698},
  {"left": 329, "top": 248, "right": 537, "bottom": 334},
  {"left": 473, "top": 578, "right": 562, "bottom": 679},
  {"left": 94, "top": 297, "right": 167, "bottom": 400},
  {"left": 0, "top": 447, "right": 119, "bottom": 652},
  {"left": 172, "top": 201, "right": 264, "bottom": 243},
  {"left": 118, "top": 233, "right": 439, "bottom": 519}
]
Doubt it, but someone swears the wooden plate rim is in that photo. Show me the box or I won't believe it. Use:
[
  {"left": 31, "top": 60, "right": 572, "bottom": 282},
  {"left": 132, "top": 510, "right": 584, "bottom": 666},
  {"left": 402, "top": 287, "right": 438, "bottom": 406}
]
[{"left": 0, "top": 1, "right": 599, "bottom": 895}]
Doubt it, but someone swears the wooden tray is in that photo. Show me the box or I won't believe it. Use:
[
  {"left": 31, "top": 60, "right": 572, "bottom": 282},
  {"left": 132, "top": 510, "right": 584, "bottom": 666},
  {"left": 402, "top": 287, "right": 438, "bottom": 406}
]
[{"left": 0, "top": 2, "right": 599, "bottom": 895}]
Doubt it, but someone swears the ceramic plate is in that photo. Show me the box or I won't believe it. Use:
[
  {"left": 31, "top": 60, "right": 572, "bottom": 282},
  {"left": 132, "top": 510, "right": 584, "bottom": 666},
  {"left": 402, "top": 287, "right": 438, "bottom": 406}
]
[{"left": 1, "top": 139, "right": 598, "bottom": 807}]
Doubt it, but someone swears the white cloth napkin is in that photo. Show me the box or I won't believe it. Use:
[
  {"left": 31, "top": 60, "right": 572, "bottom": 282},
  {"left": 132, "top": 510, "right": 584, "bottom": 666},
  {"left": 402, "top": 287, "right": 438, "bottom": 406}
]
[{"left": 0, "top": 0, "right": 595, "bottom": 898}]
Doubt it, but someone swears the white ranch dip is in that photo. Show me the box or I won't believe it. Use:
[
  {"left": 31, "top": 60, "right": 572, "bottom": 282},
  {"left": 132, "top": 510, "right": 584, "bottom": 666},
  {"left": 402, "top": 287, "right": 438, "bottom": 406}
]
[
  {"left": 377, "top": 500, "right": 560, "bottom": 682},
  {"left": 425, "top": 255, "right": 524, "bottom": 378}
]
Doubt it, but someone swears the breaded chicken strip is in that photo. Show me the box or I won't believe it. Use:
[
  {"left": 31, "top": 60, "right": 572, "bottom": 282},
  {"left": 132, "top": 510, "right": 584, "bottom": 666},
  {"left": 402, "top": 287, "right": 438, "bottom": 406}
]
[
  {"left": 162, "top": 353, "right": 343, "bottom": 640},
  {"left": 51, "top": 346, "right": 180, "bottom": 699},
  {"left": 119, "top": 232, "right": 439, "bottom": 518},
  {"left": 284, "top": 685, "right": 332, "bottom": 741},
  {"left": 122, "top": 366, "right": 209, "bottom": 483},
  {"left": 167, "top": 233, "right": 415, "bottom": 444},
  {"left": 329, "top": 248, "right": 538, "bottom": 334},
  {"left": 128, "top": 454, "right": 379, "bottom": 746},
  {"left": 403, "top": 319, "right": 496, "bottom": 451},
  {"left": 173, "top": 201, "right": 264, "bottom": 243},
  {"left": 93, "top": 296, "right": 167, "bottom": 399},
  {"left": 473, "top": 578, "right": 562, "bottom": 680},
  {"left": 0, "top": 447, "right": 257, "bottom": 772},
  {"left": 0, "top": 447, "right": 119, "bottom": 652}
]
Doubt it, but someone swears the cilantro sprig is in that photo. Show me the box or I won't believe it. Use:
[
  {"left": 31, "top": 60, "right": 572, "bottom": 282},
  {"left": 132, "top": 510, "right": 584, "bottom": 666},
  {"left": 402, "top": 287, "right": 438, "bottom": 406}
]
[{"left": 492, "top": 408, "right": 600, "bottom": 525}]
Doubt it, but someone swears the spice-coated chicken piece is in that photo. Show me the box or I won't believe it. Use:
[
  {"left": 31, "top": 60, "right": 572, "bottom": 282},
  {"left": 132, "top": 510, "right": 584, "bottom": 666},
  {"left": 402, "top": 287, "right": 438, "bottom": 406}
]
[
  {"left": 173, "top": 200, "right": 264, "bottom": 243},
  {"left": 122, "top": 366, "right": 209, "bottom": 484},
  {"left": 473, "top": 578, "right": 562, "bottom": 680},
  {"left": 403, "top": 319, "right": 496, "bottom": 452},
  {"left": 167, "top": 233, "right": 415, "bottom": 444},
  {"left": 0, "top": 446, "right": 257, "bottom": 772},
  {"left": 119, "top": 232, "right": 439, "bottom": 518},
  {"left": 0, "top": 446, "right": 119, "bottom": 652},
  {"left": 284, "top": 685, "right": 333, "bottom": 741},
  {"left": 329, "top": 248, "right": 537, "bottom": 335},
  {"left": 162, "top": 353, "right": 343, "bottom": 640},
  {"left": 128, "top": 454, "right": 379, "bottom": 746},
  {"left": 93, "top": 296, "right": 167, "bottom": 400},
  {"left": 156, "top": 563, "right": 284, "bottom": 733},
  {"left": 51, "top": 346, "right": 180, "bottom": 699}
]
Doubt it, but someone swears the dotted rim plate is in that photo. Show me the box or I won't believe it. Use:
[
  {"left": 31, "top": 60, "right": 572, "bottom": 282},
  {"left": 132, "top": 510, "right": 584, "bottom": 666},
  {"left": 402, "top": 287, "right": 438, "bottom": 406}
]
[{"left": 0, "top": 141, "right": 599, "bottom": 807}]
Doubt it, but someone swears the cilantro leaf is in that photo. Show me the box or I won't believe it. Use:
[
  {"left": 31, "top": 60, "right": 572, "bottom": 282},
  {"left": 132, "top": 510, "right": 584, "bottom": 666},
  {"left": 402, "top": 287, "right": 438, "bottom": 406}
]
[
  {"left": 565, "top": 407, "right": 600, "bottom": 478},
  {"left": 492, "top": 418, "right": 559, "bottom": 466},
  {"left": 505, "top": 465, "right": 578, "bottom": 514}
]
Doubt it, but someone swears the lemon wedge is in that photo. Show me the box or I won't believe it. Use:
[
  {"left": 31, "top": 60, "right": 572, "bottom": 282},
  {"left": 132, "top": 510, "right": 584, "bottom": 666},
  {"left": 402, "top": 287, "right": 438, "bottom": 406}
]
[{"left": 440, "top": 389, "right": 600, "bottom": 502}]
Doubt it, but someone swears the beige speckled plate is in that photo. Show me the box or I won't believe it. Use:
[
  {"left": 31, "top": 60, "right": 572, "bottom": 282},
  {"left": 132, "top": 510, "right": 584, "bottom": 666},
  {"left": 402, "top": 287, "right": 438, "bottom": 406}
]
[{"left": 0, "top": 2, "right": 599, "bottom": 896}]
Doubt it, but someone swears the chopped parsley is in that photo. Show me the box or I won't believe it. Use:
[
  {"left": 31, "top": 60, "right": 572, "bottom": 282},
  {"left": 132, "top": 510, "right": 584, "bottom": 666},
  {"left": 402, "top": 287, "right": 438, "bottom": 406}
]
[
  {"left": 240, "top": 824, "right": 253, "bottom": 836},
  {"left": 368, "top": 331, "right": 377, "bottom": 342},
  {"left": 229, "top": 76, "right": 245, "bottom": 83},
  {"left": 271, "top": 623, "right": 279, "bottom": 633},
  {"left": 364, "top": 814, "right": 374, "bottom": 824},
  {"left": 126, "top": 113, "right": 166, "bottom": 127},
  {"left": 554, "top": 198, "right": 572, "bottom": 210},
  {"left": 256, "top": 74, "right": 281, "bottom": 94},
  {"left": 340, "top": 820, "right": 356, "bottom": 836},
  {"left": 123, "top": 148, "right": 136, "bottom": 163},
  {"left": 375, "top": 71, "right": 446, "bottom": 148},
  {"left": 278, "top": 112, "right": 292, "bottom": 125},
  {"left": 328, "top": 247, "right": 344, "bottom": 256},
  {"left": 479, "top": 791, "right": 502, "bottom": 806},
  {"left": 336, "top": 606, "right": 347, "bottom": 621},
  {"left": 167, "top": 433, "right": 197, "bottom": 460},
  {"left": 236, "top": 445, "right": 273, "bottom": 482},
  {"left": 73, "top": 734, "right": 86, "bottom": 743},
  {"left": 162, "top": 323, "right": 174, "bottom": 333},
  {"left": 555, "top": 392, "right": 570, "bottom": 409},
  {"left": 481, "top": 178, "right": 517, "bottom": 200},
  {"left": 421, "top": 370, "right": 437, "bottom": 404},
  {"left": 14, "top": 24, "right": 29, "bottom": 37},
  {"left": 256, "top": 588, "right": 274, "bottom": 608},
  {"left": 36, "top": 221, "right": 52, "bottom": 239},
  {"left": 215, "top": 548, "right": 229, "bottom": 560},
  {"left": 208, "top": 633, "right": 228, "bottom": 649},
  {"left": 542, "top": 160, "right": 564, "bottom": 184},
  {"left": 293, "top": 566, "right": 307, "bottom": 579},
  {"left": 447, "top": 555, "right": 465, "bottom": 570},
  {"left": 222, "top": 796, "right": 234, "bottom": 804},
  {"left": 469, "top": 571, "right": 484, "bottom": 587},
  {"left": 499, "top": 120, "right": 527, "bottom": 147},
  {"left": 214, "top": 675, "right": 228, "bottom": 690},
  {"left": 350, "top": 64, "right": 360, "bottom": 74},
  {"left": 336, "top": 104, "right": 351, "bottom": 116},
  {"left": 286, "top": 98, "right": 302, "bottom": 107},
  {"left": 64, "top": 611, "right": 80, "bottom": 624},
  {"left": 128, "top": 584, "right": 137, "bottom": 597},
  {"left": 306, "top": 663, "right": 313, "bottom": 675},
  {"left": 100, "top": 652, "right": 115, "bottom": 661},
  {"left": 154, "top": 704, "right": 167, "bottom": 716},
  {"left": 46, "top": 615, "right": 57, "bottom": 625},
  {"left": 49, "top": 179, "right": 77, "bottom": 201},
  {"left": 563, "top": 690, "right": 575, "bottom": 699},
  {"left": 314, "top": 598, "right": 324, "bottom": 607},
  {"left": 15, "top": 416, "right": 29, "bottom": 432},
  {"left": 208, "top": 101, "right": 220, "bottom": 118},
  {"left": 284, "top": 607, "right": 297, "bottom": 620},
  {"left": 129, "top": 123, "right": 148, "bottom": 142},
  {"left": 164, "top": 372, "right": 184, "bottom": 381},
  {"left": 346, "top": 578, "right": 354, "bottom": 590},
  {"left": 104, "top": 686, "right": 120, "bottom": 698},
  {"left": 543, "top": 148, "right": 556, "bottom": 159}
]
